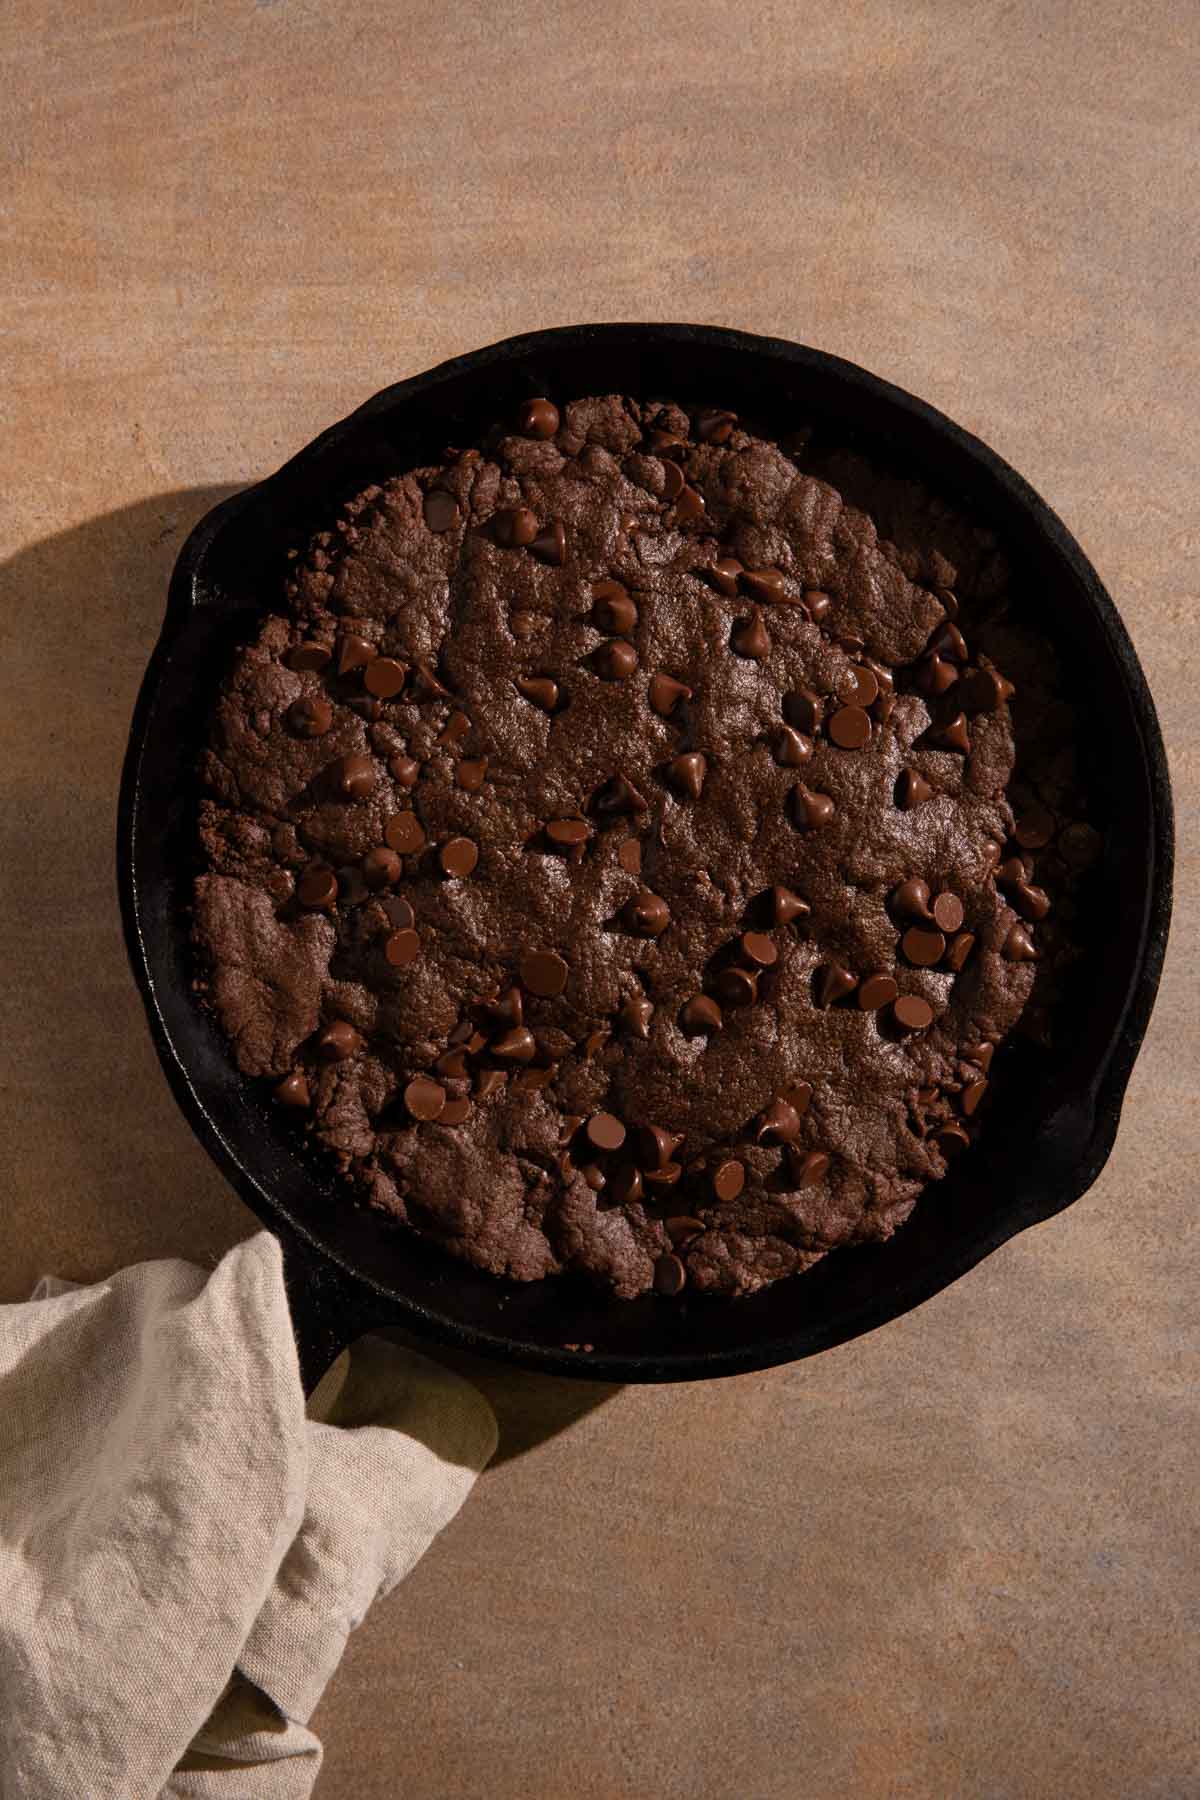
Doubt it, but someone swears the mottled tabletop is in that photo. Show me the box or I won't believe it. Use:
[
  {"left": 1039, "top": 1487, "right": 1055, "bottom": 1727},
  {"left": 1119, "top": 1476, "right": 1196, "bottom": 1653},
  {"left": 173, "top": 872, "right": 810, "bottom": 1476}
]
[{"left": 2, "top": 2, "right": 1195, "bottom": 1795}]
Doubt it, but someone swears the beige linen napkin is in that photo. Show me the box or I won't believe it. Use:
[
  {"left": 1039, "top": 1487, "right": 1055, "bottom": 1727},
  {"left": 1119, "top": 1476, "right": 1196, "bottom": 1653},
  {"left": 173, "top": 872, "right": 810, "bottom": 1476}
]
[{"left": 0, "top": 1232, "right": 497, "bottom": 1800}]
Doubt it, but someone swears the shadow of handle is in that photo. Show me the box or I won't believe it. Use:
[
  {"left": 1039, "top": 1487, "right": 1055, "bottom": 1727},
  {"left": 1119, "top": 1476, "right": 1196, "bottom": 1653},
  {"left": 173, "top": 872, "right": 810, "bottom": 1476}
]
[{"left": 278, "top": 1226, "right": 399, "bottom": 1395}]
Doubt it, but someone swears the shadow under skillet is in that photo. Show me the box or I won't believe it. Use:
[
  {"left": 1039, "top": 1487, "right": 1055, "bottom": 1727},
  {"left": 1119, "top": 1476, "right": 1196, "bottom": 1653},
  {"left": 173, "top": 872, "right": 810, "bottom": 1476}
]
[
  {"left": 0, "top": 488, "right": 253, "bottom": 1302},
  {"left": 378, "top": 1328, "right": 622, "bottom": 1466}
]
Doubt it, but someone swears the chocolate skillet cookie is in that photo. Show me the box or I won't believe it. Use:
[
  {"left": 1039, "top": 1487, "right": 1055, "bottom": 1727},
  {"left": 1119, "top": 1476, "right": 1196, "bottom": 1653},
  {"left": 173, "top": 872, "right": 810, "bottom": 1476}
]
[{"left": 194, "top": 394, "right": 1099, "bottom": 1300}]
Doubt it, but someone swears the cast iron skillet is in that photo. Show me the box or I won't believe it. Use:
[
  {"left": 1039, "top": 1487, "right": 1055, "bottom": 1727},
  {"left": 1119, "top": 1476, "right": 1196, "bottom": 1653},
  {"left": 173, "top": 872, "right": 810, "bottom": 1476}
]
[{"left": 117, "top": 324, "right": 1173, "bottom": 1391}]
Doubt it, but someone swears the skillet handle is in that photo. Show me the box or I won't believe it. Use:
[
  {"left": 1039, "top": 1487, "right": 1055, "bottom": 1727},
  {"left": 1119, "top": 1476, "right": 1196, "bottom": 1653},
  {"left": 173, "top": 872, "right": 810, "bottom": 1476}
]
[{"left": 277, "top": 1225, "right": 397, "bottom": 1395}]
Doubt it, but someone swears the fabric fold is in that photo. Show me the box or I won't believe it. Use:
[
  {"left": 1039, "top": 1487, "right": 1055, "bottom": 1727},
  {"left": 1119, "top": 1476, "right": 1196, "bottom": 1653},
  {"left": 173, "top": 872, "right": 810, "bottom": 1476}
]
[{"left": 0, "top": 1232, "right": 496, "bottom": 1800}]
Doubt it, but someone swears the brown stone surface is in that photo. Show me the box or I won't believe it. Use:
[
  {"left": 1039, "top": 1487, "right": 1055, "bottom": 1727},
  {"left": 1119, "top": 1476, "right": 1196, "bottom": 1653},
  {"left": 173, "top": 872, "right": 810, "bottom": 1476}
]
[{"left": 0, "top": 3, "right": 1194, "bottom": 1796}]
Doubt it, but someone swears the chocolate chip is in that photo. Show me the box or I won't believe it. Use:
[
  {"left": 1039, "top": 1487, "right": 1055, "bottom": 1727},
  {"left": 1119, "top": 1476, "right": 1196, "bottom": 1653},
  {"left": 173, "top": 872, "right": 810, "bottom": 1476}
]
[
  {"left": 337, "top": 864, "right": 369, "bottom": 905},
  {"left": 649, "top": 673, "right": 692, "bottom": 715},
  {"left": 857, "top": 973, "right": 899, "bottom": 1010},
  {"left": 545, "top": 817, "right": 590, "bottom": 846},
  {"left": 757, "top": 1099, "right": 802, "bottom": 1144},
  {"left": 517, "top": 397, "right": 559, "bottom": 439},
  {"left": 931, "top": 892, "right": 964, "bottom": 933},
  {"left": 713, "top": 967, "right": 758, "bottom": 1008},
  {"left": 636, "top": 1125, "right": 683, "bottom": 1170},
  {"left": 963, "top": 1042, "right": 995, "bottom": 1071},
  {"left": 423, "top": 489, "right": 460, "bottom": 532},
  {"left": 892, "top": 878, "right": 933, "bottom": 921},
  {"left": 617, "top": 837, "right": 642, "bottom": 873},
  {"left": 934, "top": 1123, "right": 971, "bottom": 1156},
  {"left": 594, "top": 773, "right": 648, "bottom": 815},
  {"left": 511, "top": 611, "right": 539, "bottom": 641},
  {"left": 773, "top": 725, "right": 813, "bottom": 767},
  {"left": 273, "top": 1072, "right": 310, "bottom": 1108},
  {"left": 384, "top": 928, "right": 421, "bottom": 967},
  {"left": 492, "top": 1026, "right": 536, "bottom": 1062},
  {"left": 411, "top": 660, "right": 452, "bottom": 702},
  {"left": 317, "top": 1020, "right": 362, "bottom": 1061},
  {"left": 741, "top": 567, "right": 786, "bottom": 603},
  {"left": 997, "top": 855, "right": 1030, "bottom": 886},
  {"left": 667, "top": 751, "right": 707, "bottom": 799},
  {"left": 769, "top": 885, "right": 810, "bottom": 925},
  {"left": 288, "top": 695, "right": 333, "bottom": 738},
  {"left": 901, "top": 926, "right": 946, "bottom": 967},
  {"left": 401, "top": 1076, "right": 445, "bottom": 1123},
  {"left": 815, "top": 961, "right": 856, "bottom": 1007},
  {"left": 384, "top": 812, "right": 426, "bottom": 855},
  {"left": 892, "top": 995, "right": 934, "bottom": 1033},
  {"left": 680, "top": 995, "right": 722, "bottom": 1034},
  {"left": 440, "top": 711, "right": 471, "bottom": 748},
  {"left": 732, "top": 607, "right": 771, "bottom": 659},
  {"left": 337, "top": 634, "right": 374, "bottom": 676},
  {"left": 520, "top": 950, "right": 569, "bottom": 997},
  {"left": 1012, "top": 882, "right": 1051, "bottom": 921},
  {"left": 382, "top": 894, "right": 414, "bottom": 928},
  {"left": 623, "top": 889, "right": 670, "bottom": 936},
  {"left": 897, "top": 767, "right": 934, "bottom": 810},
  {"left": 712, "top": 1159, "right": 745, "bottom": 1202},
  {"left": 1058, "top": 821, "right": 1103, "bottom": 869},
  {"left": 439, "top": 1097, "right": 473, "bottom": 1126},
  {"left": 926, "top": 620, "right": 968, "bottom": 663},
  {"left": 363, "top": 657, "right": 407, "bottom": 699},
  {"left": 653, "top": 1254, "right": 687, "bottom": 1296},
  {"left": 674, "top": 485, "right": 706, "bottom": 523},
  {"left": 592, "top": 581, "right": 638, "bottom": 634},
  {"left": 389, "top": 754, "right": 420, "bottom": 788},
  {"left": 489, "top": 987, "right": 524, "bottom": 1028},
  {"left": 440, "top": 836, "right": 478, "bottom": 878},
  {"left": 696, "top": 408, "right": 736, "bottom": 443},
  {"left": 916, "top": 654, "right": 959, "bottom": 697},
  {"left": 828, "top": 705, "right": 872, "bottom": 750},
  {"left": 928, "top": 713, "right": 971, "bottom": 754},
  {"left": 621, "top": 996, "right": 654, "bottom": 1037},
  {"left": 665, "top": 1216, "right": 705, "bottom": 1244},
  {"left": 659, "top": 459, "right": 686, "bottom": 502},
  {"left": 435, "top": 1048, "right": 469, "bottom": 1079},
  {"left": 785, "top": 693, "right": 823, "bottom": 739},
  {"left": 456, "top": 758, "right": 488, "bottom": 792},
  {"left": 804, "top": 590, "right": 833, "bottom": 622},
  {"left": 362, "top": 846, "right": 402, "bottom": 890},
  {"left": 335, "top": 752, "right": 376, "bottom": 799},
  {"left": 494, "top": 506, "right": 539, "bottom": 547},
  {"left": 648, "top": 429, "right": 689, "bottom": 457},
  {"left": 1013, "top": 806, "right": 1056, "bottom": 850},
  {"left": 531, "top": 520, "right": 566, "bottom": 565},
  {"left": 1003, "top": 923, "right": 1038, "bottom": 961},
  {"left": 791, "top": 787, "right": 835, "bottom": 830},
  {"left": 740, "top": 931, "right": 777, "bottom": 967},
  {"left": 781, "top": 1081, "right": 814, "bottom": 1117},
  {"left": 966, "top": 666, "right": 1015, "bottom": 712},
  {"left": 944, "top": 931, "right": 975, "bottom": 972},
  {"left": 594, "top": 640, "right": 639, "bottom": 680},
  {"left": 789, "top": 1149, "right": 830, "bottom": 1187},
  {"left": 707, "top": 557, "right": 743, "bottom": 597},
  {"left": 960, "top": 1078, "right": 988, "bottom": 1118},
  {"left": 581, "top": 1162, "right": 606, "bottom": 1191},
  {"left": 608, "top": 1164, "right": 643, "bottom": 1205},
  {"left": 287, "top": 642, "right": 332, "bottom": 672},
  {"left": 843, "top": 666, "right": 880, "bottom": 707},
  {"left": 297, "top": 864, "right": 338, "bottom": 909},
  {"left": 586, "top": 1112, "right": 626, "bottom": 1152},
  {"left": 476, "top": 1068, "right": 508, "bottom": 1098},
  {"left": 516, "top": 675, "right": 560, "bottom": 712}
]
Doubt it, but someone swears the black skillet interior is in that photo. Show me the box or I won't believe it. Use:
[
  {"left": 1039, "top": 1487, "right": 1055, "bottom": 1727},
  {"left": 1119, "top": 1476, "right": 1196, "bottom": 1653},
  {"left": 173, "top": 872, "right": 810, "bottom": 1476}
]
[{"left": 118, "top": 324, "right": 1173, "bottom": 1387}]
